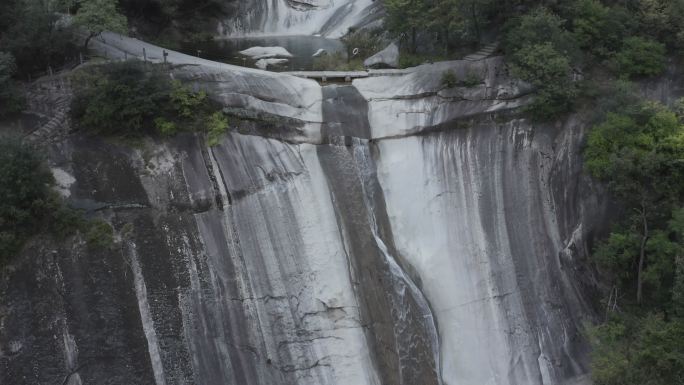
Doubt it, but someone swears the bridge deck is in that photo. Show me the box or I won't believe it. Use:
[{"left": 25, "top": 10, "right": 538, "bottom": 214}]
[{"left": 284, "top": 69, "right": 411, "bottom": 82}]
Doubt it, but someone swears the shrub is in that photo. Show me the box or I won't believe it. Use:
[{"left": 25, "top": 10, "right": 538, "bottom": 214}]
[
  {"left": 0, "top": 138, "right": 80, "bottom": 263},
  {"left": 504, "top": 7, "right": 578, "bottom": 61},
  {"left": 312, "top": 52, "right": 364, "bottom": 71},
  {"left": 399, "top": 53, "right": 427, "bottom": 68},
  {"left": 441, "top": 70, "right": 457, "bottom": 88},
  {"left": 0, "top": 138, "right": 54, "bottom": 260},
  {"left": 463, "top": 72, "right": 481, "bottom": 87},
  {"left": 589, "top": 314, "right": 684, "bottom": 385},
  {"left": 569, "top": 0, "right": 634, "bottom": 58},
  {"left": 614, "top": 36, "right": 666, "bottom": 78},
  {"left": 85, "top": 219, "right": 114, "bottom": 249},
  {"left": 341, "top": 29, "right": 383, "bottom": 60},
  {"left": 154, "top": 118, "right": 178, "bottom": 136},
  {"left": 70, "top": 61, "right": 173, "bottom": 136},
  {"left": 170, "top": 79, "right": 207, "bottom": 119},
  {"left": 71, "top": 61, "right": 227, "bottom": 139},
  {"left": 0, "top": 0, "right": 78, "bottom": 76},
  {"left": 206, "top": 112, "right": 228, "bottom": 147}
]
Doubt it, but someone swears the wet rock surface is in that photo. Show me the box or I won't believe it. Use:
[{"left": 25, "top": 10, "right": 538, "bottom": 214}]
[
  {"left": 1, "top": 44, "right": 604, "bottom": 385},
  {"left": 219, "top": 0, "right": 379, "bottom": 38}
]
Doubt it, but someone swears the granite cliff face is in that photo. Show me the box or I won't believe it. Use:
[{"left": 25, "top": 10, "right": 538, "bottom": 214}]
[{"left": 0, "top": 34, "right": 605, "bottom": 385}]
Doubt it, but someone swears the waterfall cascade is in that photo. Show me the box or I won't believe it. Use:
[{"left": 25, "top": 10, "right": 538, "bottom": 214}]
[
  {"left": 219, "top": 0, "right": 379, "bottom": 38},
  {"left": 0, "top": 32, "right": 603, "bottom": 385}
]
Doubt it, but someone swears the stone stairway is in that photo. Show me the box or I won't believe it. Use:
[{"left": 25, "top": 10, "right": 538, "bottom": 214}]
[
  {"left": 23, "top": 73, "right": 72, "bottom": 144},
  {"left": 463, "top": 42, "right": 500, "bottom": 61}
]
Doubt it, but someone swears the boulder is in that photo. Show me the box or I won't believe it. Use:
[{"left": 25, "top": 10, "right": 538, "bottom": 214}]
[
  {"left": 239, "top": 46, "right": 293, "bottom": 59},
  {"left": 363, "top": 42, "right": 399, "bottom": 69}
]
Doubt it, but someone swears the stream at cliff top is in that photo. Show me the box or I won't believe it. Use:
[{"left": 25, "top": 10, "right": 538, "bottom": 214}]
[{"left": 178, "top": 36, "right": 345, "bottom": 71}]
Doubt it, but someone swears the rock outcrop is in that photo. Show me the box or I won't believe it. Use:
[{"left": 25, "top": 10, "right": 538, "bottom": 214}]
[{"left": 363, "top": 43, "right": 400, "bottom": 69}]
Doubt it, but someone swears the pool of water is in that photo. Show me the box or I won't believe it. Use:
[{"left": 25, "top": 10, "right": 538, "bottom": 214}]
[{"left": 179, "top": 36, "right": 346, "bottom": 71}]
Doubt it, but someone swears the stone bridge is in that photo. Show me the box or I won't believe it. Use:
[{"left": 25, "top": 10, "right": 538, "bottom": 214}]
[{"left": 284, "top": 69, "right": 410, "bottom": 83}]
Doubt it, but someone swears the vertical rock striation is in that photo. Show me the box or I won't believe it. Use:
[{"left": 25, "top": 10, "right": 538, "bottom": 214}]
[
  {"left": 0, "top": 40, "right": 603, "bottom": 385},
  {"left": 374, "top": 118, "right": 600, "bottom": 385}
]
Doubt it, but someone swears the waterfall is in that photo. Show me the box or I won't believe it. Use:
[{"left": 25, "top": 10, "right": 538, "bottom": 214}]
[
  {"left": 221, "top": 0, "right": 377, "bottom": 38},
  {"left": 352, "top": 138, "right": 443, "bottom": 385}
]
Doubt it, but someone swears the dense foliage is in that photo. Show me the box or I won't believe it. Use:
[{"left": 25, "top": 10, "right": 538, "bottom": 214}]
[
  {"left": 385, "top": 0, "right": 492, "bottom": 53},
  {"left": 385, "top": 0, "right": 683, "bottom": 119},
  {"left": 0, "top": 0, "right": 78, "bottom": 76},
  {"left": 589, "top": 313, "right": 684, "bottom": 385},
  {"left": 70, "top": 61, "right": 228, "bottom": 143},
  {"left": 74, "top": 0, "right": 128, "bottom": 49},
  {"left": 0, "top": 0, "right": 129, "bottom": 119},
  {"left": 0, "top": 53, "right": 25, "bottom": 117},
  {"left": 584, "top": 101, "right": 684, "bottom": 385},
  {"left": 614, "top": 36, "right": 666, "bottom": 79},
  {"left": 0, "top": 138, "right": 80, "bottom": 263},
  {"left": 116, "top": 0, "right": 226, "bottom": 44}
]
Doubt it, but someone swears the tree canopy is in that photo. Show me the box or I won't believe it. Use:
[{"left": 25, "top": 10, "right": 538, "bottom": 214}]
[
  {"left": 0, "top": 0, "right": 78, "bottom": 75},
  {"left": 585, "top": 101, "right": 684, "bottom": 385},
  {"left": 0, "top": 53, "right": 24, "bottom": 117},
  {"left": 0, "top": 138, "right": 79, "bottom": 262},
  {"left": 74, "top": 0, "right": 128, "bottom": 49}
]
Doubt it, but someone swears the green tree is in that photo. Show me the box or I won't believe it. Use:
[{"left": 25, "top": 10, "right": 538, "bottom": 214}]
[
  {"left": 585, "top": 103, "right": 684, "bottom": 304},
  {"left": 206, "top": 112, "right": 228, "bottom": 147},
  {"left": 426, "top": 0, "right": 492, "bottom": 48},
  {"left": 568, "top": 0, "right": 634, "bottom": 58},
  {"left": 503, "top": 7, "right": 578, "bottom": 60},
  {"left": 671, "top": 208, "right": 684, "bottom": 317},
  {"left": 71, "top": 62, "right": 172, "bottom": 135},
  {"left": 636, "top": 0, "right": 684, "bottom": 47},
  {"left": 510, "top": 42, "right": 578, "bottom": 120},
  {"left": 74, "top": 0, "right": 128, "bottom": 49},
  {"left": 614, "top": 36, "right": 666, "bottom": 78},
  {"left": 589, "top": 314, "right": 684, "bottom": 385},
  {"left": 0, "top": 52, "right": 24, "bottom": 117},
  {"left": 0, "top": 0, "right": 77, "bottom": 74},
  {"left": 384, "top": 0, "right": 430, "bottom": 53},
  {"left": 71, "top": 61, "right": 224, "bottom": 138},
  {"left": 0, "top": 138, "right": 55, "bottom": 261}
]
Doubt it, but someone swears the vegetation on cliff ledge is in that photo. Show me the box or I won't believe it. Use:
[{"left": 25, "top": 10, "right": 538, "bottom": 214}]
[
  {"left": 70, "top": 61, "right": 228, "bottom": 145},
  {"left": 386, "top": 0, "right": 676, "bottom": 120}
]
